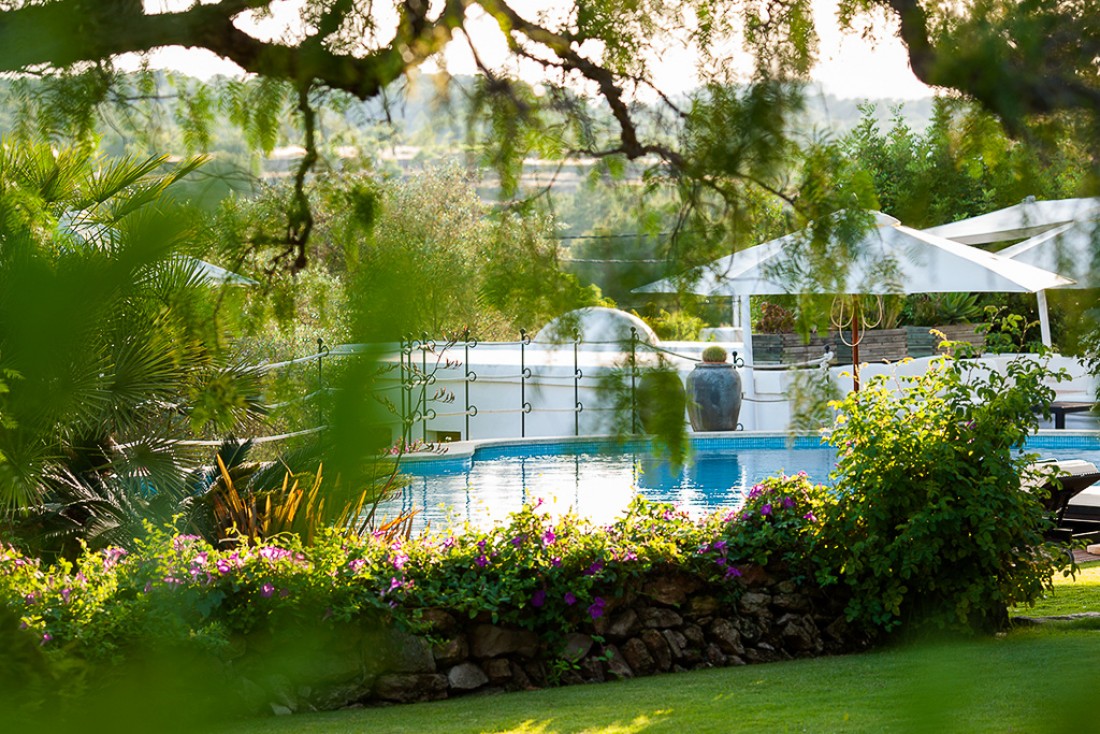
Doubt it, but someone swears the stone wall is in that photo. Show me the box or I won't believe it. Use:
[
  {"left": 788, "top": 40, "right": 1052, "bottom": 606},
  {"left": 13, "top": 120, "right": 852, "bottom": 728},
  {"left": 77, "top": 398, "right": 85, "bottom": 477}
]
[{"left": 251, "top": 565, "right": 866, "bottom": 713}]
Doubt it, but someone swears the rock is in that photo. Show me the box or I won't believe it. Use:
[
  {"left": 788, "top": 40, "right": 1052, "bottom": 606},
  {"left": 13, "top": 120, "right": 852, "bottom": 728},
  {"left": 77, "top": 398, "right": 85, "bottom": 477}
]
[
  {"left": 640, "top": 629, "right": 673, "bottom": 671},
  {"left": 563, "top": 632, "right": 594, "bottom": 662},
  {"left": 686, "top": 595, "right": 720, "bottom": 618},
  {"left": 271, "top": 704, "right": 293, "bottom": 716},
  {"left": 433, "top": 635, "right": 469, "bottom": 667},
  {"left": 779, "top": 615, "right": 822, "bottom": 654},
  {"left": 447, "top": 662, "right": 489, "bottom": 691},
  {"left": 374, "top": 673, "right": 448, "bottom": 703},
  {"left": 738, "top": 617, "right": 766, "bottom": 642},
  {"left": 580, "top": 657, "right": 606, "bottom": 683},
  {"left": 736, "top": 564, "right": 772, "bottom": 588},
  {"left": 708, "top": 618, "right": 745, "bottom": 656},
  {"left": 522, "top": 660, "right": 548, "bottom": 688},
  {"left": 511, "top": 660, "right": 535, "bottom": 689},
  {"left": 737, "top": 592, "right": 772, "bottom": 617},
  {"left": 775, "top": 580, "right": 799, "bottom": 595},
  {"left": 483, "top": 658, "right": 513, "bottom": 685},
  {"left": 470, "top": 625, "right": 540, "bottom": 659},
  {"left": 640, "top": 607, "right": 683, "bottom": 629},
  {"left": 773, "top": 593, "right": 811, "bottom": 612},
  {"left": 311, "top": 680, "right": 374, "bottom": 711},
  {"left": 382, "top": 630, "right": 437, "bottom": 674},
  {"left": 704, "top": 643, "right": 727, "bottom": 667},
  {"left": 607, "top": 608, "right": 641, "bottom": 639},
  {"left": 421, "top": 608, "right": 460, "bottom": 635},
  {"left": 662, "top": 629, "right": 687, "bottom": 660},
  {"left": 682, "top": 623, "right": 706, "bottom": 647},
  {"left": 644, "top": 573, "right": 702, "bottom": 605},
  {"left": 621, "top": 637, "right": 656, "bottom": 676},
  {"left": 604, "top": 644, "right": 634, "bottom": 680}
]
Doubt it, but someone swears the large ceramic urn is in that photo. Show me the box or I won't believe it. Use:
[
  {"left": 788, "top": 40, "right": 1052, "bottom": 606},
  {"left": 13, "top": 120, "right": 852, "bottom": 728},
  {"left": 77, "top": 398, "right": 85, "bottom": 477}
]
[{"left": 686, "top": 347, "right": 742, "bottom": 431}]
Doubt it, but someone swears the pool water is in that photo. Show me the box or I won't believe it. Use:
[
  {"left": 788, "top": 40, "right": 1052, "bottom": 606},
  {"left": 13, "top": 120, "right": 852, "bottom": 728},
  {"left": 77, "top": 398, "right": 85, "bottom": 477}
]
[{"left": 383, "top": 434, "right": 1100, "bottom": 532}]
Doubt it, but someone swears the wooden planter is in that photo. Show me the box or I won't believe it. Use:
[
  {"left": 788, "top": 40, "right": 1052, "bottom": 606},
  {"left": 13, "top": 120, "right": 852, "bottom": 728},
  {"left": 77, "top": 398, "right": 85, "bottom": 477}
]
[
  {"left": 906, "top": 324, "right": 987, "bottom": 357},
  {"left": 752, "top": 328, "right": 908, "bottom": 365}
]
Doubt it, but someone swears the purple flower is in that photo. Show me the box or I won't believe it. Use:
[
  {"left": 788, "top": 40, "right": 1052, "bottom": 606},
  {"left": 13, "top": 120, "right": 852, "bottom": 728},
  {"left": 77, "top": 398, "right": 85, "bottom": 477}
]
[
  {"left": 588, "top": 597, "right": 607, "bottom": 619},
  {"left": 391, "top": 552, "right": 409, "bottom": 570},
  {"left": 551, "top": 556, "right": 562, "bottom": 568},
  {"left": 585, "top": 560, "right": 604, "bottom": 576},
  {"left": 348, "top": 558, "right": 366, "bottom": 573},
  {"left": 511, "top": 535, "right": 525, "bottom": 547},
  {"left": 622, "top": 550, "right": 638, "bottom": 562},
  {"left": 260, "top": 546, "right": 290, "bottom": 562},
  {"left": 542, "top": 529, "right": 557, "bottom": 546},
  {"left": 475, "top": 555, "right": 489, "bottom": 568},
  {"left": 216, "top": 558, "right": 232, "bottom": 574},
  {"left": 715, "top": 557, "right": 727, "bottom": 567},
  {"left": 760, "top": 503, "right": 772, "bottom": 516},
  {"left": 803, "top": 512, "right": 817, "bottom": 522},
  {"left": 531, "top": 589, "right": 547, "bottom": 608},
  {"left": 389, "top": 577, "right": 403, "bottom": 592},
  {"left": 261, "top": 583, "right": 275, "bottom": 598},
  {"left": 748, "top": 484, "right": 765, "bottom": 499},
  {"left": 476, "top": 539, "right": 487, "bottom": 552},
  {"left": 442, "top": 536, "right": 455, "bottom": 549},
  {"left": 725, "top": 566, "right": 743, "bottom": 580},
  {"left": 781, "top": 496, "right": 796, "bottom": 509},
  {"left": 60, "top": 588, "right": 72, "bottom": 604},
  {"left": 712, "top": 540, "right": 727, "bottom": 552},
  {"left": 564, "top": 591, "right": 577, "bottom": 606}
]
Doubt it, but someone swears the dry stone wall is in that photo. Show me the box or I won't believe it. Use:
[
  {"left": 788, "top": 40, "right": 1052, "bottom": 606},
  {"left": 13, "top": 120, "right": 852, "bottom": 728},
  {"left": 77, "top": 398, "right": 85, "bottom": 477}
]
[{"left": 254, "top": 565, "right": 866, "bottom": 713}]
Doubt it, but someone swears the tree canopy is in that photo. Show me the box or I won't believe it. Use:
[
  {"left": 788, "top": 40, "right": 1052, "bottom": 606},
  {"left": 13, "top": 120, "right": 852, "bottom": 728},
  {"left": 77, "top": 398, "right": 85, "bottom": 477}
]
[{"left": 1, "top": 1, "right": 1096, "bottom": 270}]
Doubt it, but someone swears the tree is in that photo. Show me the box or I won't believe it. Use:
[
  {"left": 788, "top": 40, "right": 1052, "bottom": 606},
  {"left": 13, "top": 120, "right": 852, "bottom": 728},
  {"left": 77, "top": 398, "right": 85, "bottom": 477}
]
[
  {"left": 1, "top": 0, "right": 1094, "bottom": 274},
  {"left": 0, "top": 142, "right": 264, "bottom": 535}
]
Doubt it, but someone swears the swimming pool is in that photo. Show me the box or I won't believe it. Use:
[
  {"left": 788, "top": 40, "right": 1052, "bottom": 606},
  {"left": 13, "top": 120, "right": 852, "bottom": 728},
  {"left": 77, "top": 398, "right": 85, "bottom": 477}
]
[{"left": 382, "top": 432, "right": 1100, "bottom": 531}]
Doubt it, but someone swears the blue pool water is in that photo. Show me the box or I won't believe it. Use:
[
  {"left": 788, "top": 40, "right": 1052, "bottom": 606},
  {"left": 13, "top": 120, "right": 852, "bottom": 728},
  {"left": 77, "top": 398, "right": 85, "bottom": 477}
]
[{"left": 382, "top": 433, "right": 1100, "bottom": 531}]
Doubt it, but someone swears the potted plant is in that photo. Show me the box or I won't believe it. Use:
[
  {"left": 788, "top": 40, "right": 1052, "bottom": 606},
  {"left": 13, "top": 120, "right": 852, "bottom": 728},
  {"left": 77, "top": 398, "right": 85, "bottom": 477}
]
[{"left": 686, "top": 345, "right": 742, "bottom": 431}]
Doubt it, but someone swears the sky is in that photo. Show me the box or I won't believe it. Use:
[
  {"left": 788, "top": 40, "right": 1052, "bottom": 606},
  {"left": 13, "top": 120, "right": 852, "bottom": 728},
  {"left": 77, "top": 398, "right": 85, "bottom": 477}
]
[{"left": 139, "top": 0, "right": 933, "bottom": 101}]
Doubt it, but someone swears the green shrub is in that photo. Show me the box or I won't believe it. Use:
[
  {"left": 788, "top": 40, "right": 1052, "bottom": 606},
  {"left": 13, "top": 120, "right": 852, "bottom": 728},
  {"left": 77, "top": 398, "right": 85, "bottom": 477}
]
[
  {"left": 701, "top": 345, "right": 728, "bottom": 363},
  {"left": 818, "top": 355, "right": 1070, "bottom": 633}
]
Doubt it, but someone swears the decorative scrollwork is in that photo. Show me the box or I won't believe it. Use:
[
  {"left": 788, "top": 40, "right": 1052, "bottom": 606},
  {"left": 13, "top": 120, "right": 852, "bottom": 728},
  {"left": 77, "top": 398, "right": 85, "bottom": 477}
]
[{"left": 522, "top": 402, "right": 533, "bottom": 414}]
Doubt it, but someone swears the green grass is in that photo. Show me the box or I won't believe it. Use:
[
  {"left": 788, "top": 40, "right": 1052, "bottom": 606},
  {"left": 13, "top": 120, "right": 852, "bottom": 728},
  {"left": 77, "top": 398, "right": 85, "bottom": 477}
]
[
  {"left": 1012, "top": 560, "right": 1100, "bottom": 617},
  {"left": 218, "top": 565, "right": 1100, "bottom": 734}
]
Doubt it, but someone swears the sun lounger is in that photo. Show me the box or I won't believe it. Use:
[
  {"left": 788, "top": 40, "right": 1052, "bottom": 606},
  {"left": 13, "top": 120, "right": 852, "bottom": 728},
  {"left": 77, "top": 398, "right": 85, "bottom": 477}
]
[{"left": 1025, "top": 460, "right": 1100, "bottom": 541}]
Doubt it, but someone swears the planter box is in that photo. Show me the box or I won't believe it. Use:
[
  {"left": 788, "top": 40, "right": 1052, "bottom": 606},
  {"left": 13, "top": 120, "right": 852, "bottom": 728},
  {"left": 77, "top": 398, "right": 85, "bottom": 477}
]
[
  {"left": 752, "top": 328, "right": 908, "bottom": 365},
  {"left": 906, "top": 324, "right": 987, "bottom": 357}
]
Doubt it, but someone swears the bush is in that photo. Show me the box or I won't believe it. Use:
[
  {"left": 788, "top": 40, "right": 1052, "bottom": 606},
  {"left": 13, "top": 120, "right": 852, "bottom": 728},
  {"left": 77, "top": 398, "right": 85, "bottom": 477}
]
[
  {"left": 701, "top": 345, "right": 728, "bottom": 363},
  {"left": 818, "top": 355, "right": 1070, "bottom": 633}
]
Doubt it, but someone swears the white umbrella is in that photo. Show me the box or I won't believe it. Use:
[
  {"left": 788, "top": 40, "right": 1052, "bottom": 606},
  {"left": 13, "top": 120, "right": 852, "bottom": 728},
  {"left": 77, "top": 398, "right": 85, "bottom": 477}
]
[
  {"left": 924, "top": 196, "right": 1100, "bottom": 245},
  {"left": 997, "top": 220, "right": 1099, "bottom": 286},
  {"left": 636, "top": 211, "right": 1074, "bottom": 403},
  {"left": 926, "top": 199, "right": 1100, "bottom": 346}
]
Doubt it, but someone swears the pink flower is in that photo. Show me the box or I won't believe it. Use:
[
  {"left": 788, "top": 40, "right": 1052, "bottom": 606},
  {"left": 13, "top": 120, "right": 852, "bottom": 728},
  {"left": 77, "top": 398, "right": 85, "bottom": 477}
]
[
  {"left": 261, "top": 583, "right": 275, "bottom": 598},
  {"left": 348, "top": 559, "right": 366, "bottom": 573},
  {"left": 551, "top": 556, "right": 562, "bottom": 568},
  {"left": 803, "top": 512, "right": 817, "bottom": 522},
  {"left": 40, "top": 633, "right": 52, "bottom": 645},
  {"left": 542, "top": 529, "right": 556, "bottom": 546},
  {"left": 216, "top": 558, "right": 232, "bottom": 574},
  {"left": 391, "top": 552, "right": 409, "bottom": 570}
]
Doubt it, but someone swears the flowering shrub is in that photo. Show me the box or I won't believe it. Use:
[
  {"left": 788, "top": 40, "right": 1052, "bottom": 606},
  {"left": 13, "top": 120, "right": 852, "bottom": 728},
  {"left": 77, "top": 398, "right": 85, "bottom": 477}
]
[
  {"left": 0, "top": 493, "right": 828, "bottom": 669},
  {"left": 819, "top": 355, "right": 1071, "bottom": 633}
]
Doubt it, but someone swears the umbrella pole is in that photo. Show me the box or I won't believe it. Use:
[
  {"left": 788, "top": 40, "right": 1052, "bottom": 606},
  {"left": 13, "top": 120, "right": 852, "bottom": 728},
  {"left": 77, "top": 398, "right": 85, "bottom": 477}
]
[
  {"left": 1037, "top": 289, "right": 1053, "bottom": 348},
  {"left": 851, "top": 296, "right": 861, "bottom": 392}
]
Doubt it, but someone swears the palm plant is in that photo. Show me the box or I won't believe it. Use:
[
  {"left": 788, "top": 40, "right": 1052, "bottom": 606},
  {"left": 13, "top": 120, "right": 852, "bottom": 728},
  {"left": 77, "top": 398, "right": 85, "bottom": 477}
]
[{"left": 0, "top": 141, "right": 265, "bottom": 553}]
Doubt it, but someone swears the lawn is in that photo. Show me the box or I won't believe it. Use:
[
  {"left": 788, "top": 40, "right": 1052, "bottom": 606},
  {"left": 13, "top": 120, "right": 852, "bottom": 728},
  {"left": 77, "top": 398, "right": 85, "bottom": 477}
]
[{"left": 221, "top": 563, "right": 1100, "bottom": 734}]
